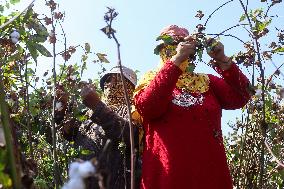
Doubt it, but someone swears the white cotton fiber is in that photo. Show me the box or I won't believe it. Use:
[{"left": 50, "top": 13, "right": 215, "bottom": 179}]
[
  {"left": 78, "top": 161, "right": 96, "bottom": 178},
  {"left": 62, "top": 177, "right": 85, "bottom": 189}
]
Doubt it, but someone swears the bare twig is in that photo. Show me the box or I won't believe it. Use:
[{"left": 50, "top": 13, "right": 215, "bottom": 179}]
[
  {"left": 219, "top": 24, "right": 249, "bottom": 36},
  {"left": 265, "top": 4, "right": 274, "bottom": 18},
  {"left": 236, "top": 119, "right": 249, "bottom": 189},
  {"left": 265, "top": 61, "right": 284, "bottom": 90},
  {"left": 204, "top": 0, "right": 234, "bottom": 27},
  {"left": 265, "top": 141, "right": 284, "bottom": 168},
  {"left": 238, "top": 0, "right": 267, "bottom": 187},
  {"left": 270, "top": 59, "right": 284, "bottom": 79},
  {"left": 57, "top": 21, "right": 67, "bottom": 83},
  {"left": 50, "top": 7, "right": 60, "bottom": 189},
  {"left": 112, "top": 33, "right": 136, "bottom": 189},
  {"left": 0, "top": 0, "right": 36, "bottom": 30},
  {"left": 56, "top": 44, "right": 81, "bottom": 56},
  {"left": 19, "top": 63, "right": 45, "bottom": 101},
  {"left": 207, "top": 33, "right": 247, "bottom": 45},
  {"left": 106, "top": 8, "right": 136, "bottom": 189},
  {"left": 24, "top": 53, "right": 34, "bottom": 160}
]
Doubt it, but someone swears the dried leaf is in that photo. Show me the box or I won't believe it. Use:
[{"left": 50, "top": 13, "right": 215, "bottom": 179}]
[
  {"left": 96, "top": 53, "right": 110, "bottom": 63},
  {"left": 101, "top": 26, "right": 116, "bottom": 38},
  {"left": 154, "top": 44, "right": 164, "bottom": 55},
  {"left": 195, "top": 10, "right": 204, "bottom": 20},
  {"left": 239, "top": 14, "right": 246, "bottom": 22},
  {"left": 85, "top": 43, "right": 90, "bottom": 53}
]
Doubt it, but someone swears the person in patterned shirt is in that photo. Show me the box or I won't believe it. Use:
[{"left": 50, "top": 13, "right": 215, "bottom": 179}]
[{"left": 64, "top": 66, "right": 141, "bottom": 189}]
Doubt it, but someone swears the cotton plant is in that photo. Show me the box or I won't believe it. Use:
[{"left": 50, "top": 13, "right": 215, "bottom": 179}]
[
  {"left": 254, "top": 89, "right": 262, "bottom": 98},
  {"left": 62, "top": 161, "right": 96, "bottom": 189}
]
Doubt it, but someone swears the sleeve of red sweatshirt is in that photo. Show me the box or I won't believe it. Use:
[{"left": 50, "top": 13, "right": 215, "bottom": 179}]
[{"left": 209, "top": 63, "right": 252, "bottom": 110}]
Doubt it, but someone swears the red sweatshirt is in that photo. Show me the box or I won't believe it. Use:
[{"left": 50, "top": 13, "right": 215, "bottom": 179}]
[{"left": 134, "top": 61, "right": 251, "bottom": 189}]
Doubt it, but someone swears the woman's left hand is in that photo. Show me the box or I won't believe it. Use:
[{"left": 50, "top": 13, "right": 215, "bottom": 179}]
[{"left": 206, "top": 38, "right": 232, "bottom": 71}]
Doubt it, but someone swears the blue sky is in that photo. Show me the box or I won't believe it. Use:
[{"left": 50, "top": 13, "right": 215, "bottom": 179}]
[{"left": 13, "top": 0, "right": 284, "bottom": 134}]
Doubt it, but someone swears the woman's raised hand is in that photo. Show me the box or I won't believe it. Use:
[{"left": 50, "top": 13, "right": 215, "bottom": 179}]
[
  {"left": 170, "top": 36, "right": 196, "bottom": 66},
  {"left": 206, "top": 38, "right": 232, "bottom": 70},
  {"left": 80, "top": 84, "right": 101, "bottom": 109}
]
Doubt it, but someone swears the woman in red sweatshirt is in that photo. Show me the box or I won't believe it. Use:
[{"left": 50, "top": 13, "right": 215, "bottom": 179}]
[{"left": 133, "top": 25, "right": 252, "bottom": 189}]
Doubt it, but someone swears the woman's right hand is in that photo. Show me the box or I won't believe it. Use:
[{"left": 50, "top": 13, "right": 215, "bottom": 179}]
[
  {"left": 170, "top": 36, "right": 196, "bottom": 66},
  {"left": 80, "top": 84, "right": 101, "bottom": 109}
]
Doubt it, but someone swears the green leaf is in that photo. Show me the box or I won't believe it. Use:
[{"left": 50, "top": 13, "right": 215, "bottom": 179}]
[
  {"left": 81, "top": 54, "right": 88, "bottom": 62},
  {"left": 272, "top": 47, "right": 284, "bottom": 53},
  {"left": 253, "top": 9, "right": 263, "bottom": 16},
  {"left": 0, "top": 163, "right": 5, "bottom": 171},
  {"left": 33, "top": 177, "right": 49, "bottom": 189},
  {"left": 80, "top": 149, "right": 92, "bottom": 155},
  {"left": 258, "top": 18, "right": 271, "bottom": 31},
  {"left": 197, "top": 50, "right": 203, "bottom": 61},
  {"left": 23, "top": 6, "right": 33, "bottom": 20},
  {"left": 96, "top": 53, "right": 110, "bottom": 63},
  {"left": 0, "top": 5, "right": 5, "bottom": 13},
  {"left": 26, "top": 42, "right": 39, "bottom": 63},
  {"left": 81, "top": 61, "right": 87, "bottom": 76},
  {"left": 30, "top": 34, "right": 48, "bottom": 43},
  {"left": 154, "top": 44, "right": 164, "bottom": 55},
  {"left": 5, "top": 2, "right": 10, "bottom": 9},
  {"left": 0, "top": 16, "right": 8, "bottom": 25},
  {"left": 17, "top": 44, "right": 24, "bottom": 54},
  {"left": 156, "top": 34, "right": 174, "bottom": 45},
  {"left": 239, "top": 14, "right": 246, "bottom": 22},
  {"left": 27, "top": 67, "right": 35, "bottom": 75},
  {"left": 10, "top": 0, "right": 20, "bottom": 5},
  {"left": 186, "top": 63, "right": 196, "bottom": 73},
  {"left": 32, "top": 21, "right": 49, "bottom": 37},
  {"left": 85, "top": 43, "right": 91, "bottom": 53},
  {"left": 0, "top": 172, "right": 12, "bottom": 187},
  {"left": 7, "top": 52, "right": 21, "bottom": 62},
  {"left": 34, "top": 44, "right": 52, "bottom": 57}
]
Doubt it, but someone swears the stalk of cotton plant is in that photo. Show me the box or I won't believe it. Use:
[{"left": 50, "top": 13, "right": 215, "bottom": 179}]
[
  {"left": 101, "top": 8, "right": 136, "bottom": 189},
  {"left": 0, "top": 72, "right": 21, "bottom": 188}
]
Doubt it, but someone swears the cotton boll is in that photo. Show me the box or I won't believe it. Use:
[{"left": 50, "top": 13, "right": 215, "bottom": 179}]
[
  {"left": 70, "top": 75, "right": 77, "bottom": 80},
  {"left": 62, "top": 177, "right": 85, "bottom": 189},
  {"left": 11, "top": 37, "right": 19, "bottom": 44},
  {"left": 78, "top": 161, "right": 96, "bottom": 178},
  {"left": 55, "top": 102, "right": 63, "bottom": 111},
  {"left": 69, "top": 162, "right": 81, "bottom": 179},
  {"left": 63, "top": 161, "right": 96, "bottom": 189},
  {"left": 10, "top": 30, "right": 20, "bottom": 39},
  {"left": 255, "top": 89, "right": 262, "bottom": 97},
  {"left": 256, "top": 101, "right": 264, "bottom": 109},
  {"left": 0, "top": 127, "right": 6, "bottom": 147}
]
